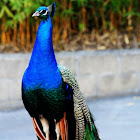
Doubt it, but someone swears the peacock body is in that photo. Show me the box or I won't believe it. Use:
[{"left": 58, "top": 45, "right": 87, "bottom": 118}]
[{"left": 22, "top": 3, "right": 100, "bottom": 140}]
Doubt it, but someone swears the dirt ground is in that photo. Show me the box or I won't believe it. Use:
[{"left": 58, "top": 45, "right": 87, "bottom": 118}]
[{"left": 0, "top": 31, "right": 140, "bottom": 53}]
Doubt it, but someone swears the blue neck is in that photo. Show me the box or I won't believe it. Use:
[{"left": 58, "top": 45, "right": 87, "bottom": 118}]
[
  {"left": 24, "top": 17, "right": 62, "bottom": 89},
  {"left": 29, "top": 18, "right": 55, "bottom": 68}
]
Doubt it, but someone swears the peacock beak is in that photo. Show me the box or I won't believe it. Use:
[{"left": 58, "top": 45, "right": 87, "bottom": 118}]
[{"left": 32, "top": 11, "right": 40, "bottom": 17}]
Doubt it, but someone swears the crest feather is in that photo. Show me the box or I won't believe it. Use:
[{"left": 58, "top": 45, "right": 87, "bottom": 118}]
[{"left": 47, "top": 2, "right": 56, "bottom": 17}]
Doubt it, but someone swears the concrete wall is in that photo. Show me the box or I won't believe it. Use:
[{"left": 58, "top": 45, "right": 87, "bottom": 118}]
[{"left": 0, "top": 49, "right": 140, "bottom": 109}]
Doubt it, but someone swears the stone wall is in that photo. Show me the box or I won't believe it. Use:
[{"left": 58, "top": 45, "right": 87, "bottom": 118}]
[{"left": 0, "top": 49, "right": 140, "bottom": 109}]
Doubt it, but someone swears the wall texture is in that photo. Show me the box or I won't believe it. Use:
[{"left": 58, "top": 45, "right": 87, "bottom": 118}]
[{"left": 0, "top": 49, "right": 140, "bottom": 109}]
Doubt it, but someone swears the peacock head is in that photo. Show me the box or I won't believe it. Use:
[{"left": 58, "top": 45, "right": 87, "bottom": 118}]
[{"left": 32, "top": 2, "right": 56, "bottom": 20}]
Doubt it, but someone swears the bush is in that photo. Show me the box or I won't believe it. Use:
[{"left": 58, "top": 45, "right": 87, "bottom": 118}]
[{"left": 0, "top": 0, "right": 139, "bottom": 52}]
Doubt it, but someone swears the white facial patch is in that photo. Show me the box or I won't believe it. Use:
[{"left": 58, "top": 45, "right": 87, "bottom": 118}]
[
  {"left": 43, "top": 10, "right": 48, "bottom": 16},
  {"left": 39, "top": 10, "right": 48, "bottom": 16}
]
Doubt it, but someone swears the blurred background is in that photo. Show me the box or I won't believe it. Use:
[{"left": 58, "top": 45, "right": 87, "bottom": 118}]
[
  {"left": 0, "top": 0, "right": 140, "bottom": 52},
  {"left": 0, "top": 0, "right": 140, "bottom": 140}
]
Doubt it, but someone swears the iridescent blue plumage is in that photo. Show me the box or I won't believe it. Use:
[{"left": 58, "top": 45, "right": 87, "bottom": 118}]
[
  {"left": 37, "top": 6, "right": 48, "bottom": 11},
  {"left": 23, "top": 16, "right": 62, "bottom": 90},
  {"left": 22, "top": 4, "right": 66, "bottom": 122},
  {"left": 22, "top": 3, "right": 100, "bottom": 140}
]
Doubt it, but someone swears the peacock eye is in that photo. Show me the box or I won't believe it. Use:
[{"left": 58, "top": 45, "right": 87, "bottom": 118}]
[{"left": 41, "top": 10, "right": 46, "bottom": 14}]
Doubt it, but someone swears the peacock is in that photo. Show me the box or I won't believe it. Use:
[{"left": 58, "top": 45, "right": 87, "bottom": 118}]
[{"left": 22, "top": 2, "right": 100, "bottom": 140}]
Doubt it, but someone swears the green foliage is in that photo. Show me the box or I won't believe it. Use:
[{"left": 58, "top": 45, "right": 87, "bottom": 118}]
[
  {"left": 62, "top": 8, "right": 74, "bottom": 18},
  {"left": 0, "top": 5, "right": 14, "bottom": 18},
  {"left": 71, "top": 0, "right": 88, "bottom": 7},
  {"left": 0, "top": 0, "right": 139, "bottom": 30},
  {"left": 78, "top": 23, "right": 85, "bottom": 32},
  {"left": 0, "top": 0, "right": 139, "bottom": 52}
]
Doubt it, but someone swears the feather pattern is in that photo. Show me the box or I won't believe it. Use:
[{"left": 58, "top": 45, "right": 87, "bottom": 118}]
[
  {"left": 58, "top": 112, "right": 68, "bottom": 140},
  {"left": 58, "top": 65, "right": 91, "bottom": 139},
  {"left": 58, "top": 65, "right": 100, "bottom": 140},
  {"left": 31, "top": 65, "right": 100, "bottom": 140},
  {"left": 22, "top": 3, "right": 100, "bottom": 140},
  {"left": 32, "top": 118, "right": 46, "bottom": 140}
]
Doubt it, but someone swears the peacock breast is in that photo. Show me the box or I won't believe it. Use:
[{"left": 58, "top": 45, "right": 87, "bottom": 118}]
[
  {"left": 38, "top": 85, "right": 66, "bottom": 121},
  {"left": 22, "top": 81, "right": 66, "bottom": 122}
]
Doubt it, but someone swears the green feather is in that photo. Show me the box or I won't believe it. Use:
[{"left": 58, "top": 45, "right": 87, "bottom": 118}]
[{"left": 84, "top": 123, "right": 95, "bottom": 140}]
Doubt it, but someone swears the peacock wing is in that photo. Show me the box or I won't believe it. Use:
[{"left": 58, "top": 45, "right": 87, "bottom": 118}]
[
  {"left": 58, "top": 65, "right": 100, "bottom": 140},
  {"left": 31, "top": 65, "right": 100, "bottom": 140}
]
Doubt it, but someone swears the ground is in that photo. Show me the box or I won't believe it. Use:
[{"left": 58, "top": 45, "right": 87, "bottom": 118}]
[{"left": 0, "top": 95, "right": 140, "bottom": 140}]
